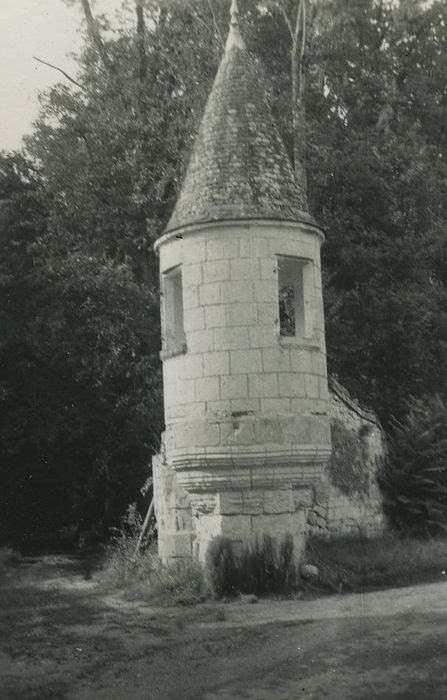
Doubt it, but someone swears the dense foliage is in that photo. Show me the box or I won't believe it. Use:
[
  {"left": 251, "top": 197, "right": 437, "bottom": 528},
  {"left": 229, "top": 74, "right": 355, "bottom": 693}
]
[
  {"left": 1, "top": 0, "right": 447, "bottom": 536},
  {"left": 381, "top": 396, "right": 447, "bottom": 536}
]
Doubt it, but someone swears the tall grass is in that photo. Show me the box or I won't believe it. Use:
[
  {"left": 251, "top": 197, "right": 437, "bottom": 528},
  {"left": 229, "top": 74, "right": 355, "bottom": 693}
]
[
  {"left": 97, "top": 506, "right": 207, "bottom": 604},
  {"left": 206, "top": 534, "right": 297, "bottom": 598},
  {"left": 305, "top": 532, "right": 447, "bottom": 592}
]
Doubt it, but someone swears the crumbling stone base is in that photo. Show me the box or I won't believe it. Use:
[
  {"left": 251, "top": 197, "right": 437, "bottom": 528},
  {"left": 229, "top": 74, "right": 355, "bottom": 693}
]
[{"left": 153, "top": 453, "right": 314, "bottom": 566}]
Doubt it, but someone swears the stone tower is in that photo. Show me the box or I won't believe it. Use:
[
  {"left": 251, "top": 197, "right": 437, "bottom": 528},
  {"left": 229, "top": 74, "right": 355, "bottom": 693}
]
[{"left": 153, "top": 0, "right": 331, "bottom": 565}]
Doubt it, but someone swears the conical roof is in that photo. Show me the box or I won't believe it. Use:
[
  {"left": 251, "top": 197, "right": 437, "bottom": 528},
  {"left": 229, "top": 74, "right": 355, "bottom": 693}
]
[{"left": 164, "top": 3, "right": 313, "bottom": 235}]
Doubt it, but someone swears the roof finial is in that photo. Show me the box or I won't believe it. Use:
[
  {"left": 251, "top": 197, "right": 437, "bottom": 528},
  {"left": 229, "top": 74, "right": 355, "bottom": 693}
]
[
  {"left": 230, "top": 0, "right": 239, "bottom": 26},
  {"left": 226, "top": 0, "right": 245, "bottom": 51}
]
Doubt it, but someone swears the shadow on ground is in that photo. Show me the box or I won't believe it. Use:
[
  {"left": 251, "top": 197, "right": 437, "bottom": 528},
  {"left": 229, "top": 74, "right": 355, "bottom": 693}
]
[{"left": 1, "top": 555, "right": 447, "bottom": 699}]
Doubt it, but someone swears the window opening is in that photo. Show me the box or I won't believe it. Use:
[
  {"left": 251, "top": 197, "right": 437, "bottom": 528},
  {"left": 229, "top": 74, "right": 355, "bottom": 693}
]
[
  {"left": 162, "top": 265, "right": 186, "bottom": 352},
  {"left": 277, "top": 256, "right": 309, "bottom": 338}
]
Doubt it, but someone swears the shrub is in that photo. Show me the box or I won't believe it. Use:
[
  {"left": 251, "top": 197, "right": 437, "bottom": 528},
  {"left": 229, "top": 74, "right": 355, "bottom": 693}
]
[
  {"left": 380, "top": 395, "right": 447, "bottom": 536},
  {"left": 98, "top": 505, "right": 207, "bottom": 604},
  {"left": 206, "top": 534, "right": 297, "bottom": 598},
  {"left": 305, "top": 532, "right": 447, "bottom": 592}
]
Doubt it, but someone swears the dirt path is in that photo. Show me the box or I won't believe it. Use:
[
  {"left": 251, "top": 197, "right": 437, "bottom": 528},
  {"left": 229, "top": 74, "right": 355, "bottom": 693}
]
[{"left": 1, "top": 555, "right": 447, "bottom": 699}]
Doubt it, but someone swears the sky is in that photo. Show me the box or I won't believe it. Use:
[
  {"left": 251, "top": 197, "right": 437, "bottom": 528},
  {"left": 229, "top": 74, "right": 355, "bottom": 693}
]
[{"left": 0, "top": 0, "right": 123, "bottom": 152}]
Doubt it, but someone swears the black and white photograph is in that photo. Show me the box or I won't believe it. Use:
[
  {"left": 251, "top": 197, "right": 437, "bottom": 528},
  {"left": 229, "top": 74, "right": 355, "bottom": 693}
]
[{"left": 1, "top": 0, "right": 447, "bottom": 697}]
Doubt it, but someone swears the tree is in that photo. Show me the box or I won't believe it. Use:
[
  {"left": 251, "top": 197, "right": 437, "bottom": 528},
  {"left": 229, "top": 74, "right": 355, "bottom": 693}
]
[{"left": 2, "top": 0, "right": 447, "bottom": 537}]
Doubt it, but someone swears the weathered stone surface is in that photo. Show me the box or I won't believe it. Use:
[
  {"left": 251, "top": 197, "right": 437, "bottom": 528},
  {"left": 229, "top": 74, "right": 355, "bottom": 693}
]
[
  {"left": 164, "top": 44, "right": 310, "bottom": 235},
  {"left": 263, "top": 490, "right": 294, "bottom": 515},
  {"left": 158, "top": 531, "right": 194, "bottom": 559},
  {"left": 217, "top": 491, "right": 244, "bottom": 515},
  {"left": 301, "top": 563, "right": 319, "bottom": 579}
]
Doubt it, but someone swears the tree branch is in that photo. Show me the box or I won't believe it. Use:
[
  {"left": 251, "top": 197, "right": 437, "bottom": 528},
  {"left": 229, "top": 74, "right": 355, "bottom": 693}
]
[
  {"left": 80, "top": 0, "right": 114, "bottom": 74},
  {"left": 33, "top": 56, "right": 83, "bottom": 89},
  {"left": 279, "top": 0, "right": 294, "bottom": 38},
  {"left": 294, "top": 0, "right": 304, "bottom": 45}
]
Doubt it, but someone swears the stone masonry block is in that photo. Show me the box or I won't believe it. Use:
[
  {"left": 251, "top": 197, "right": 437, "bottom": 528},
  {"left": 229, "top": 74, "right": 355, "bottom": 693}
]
[
  {"left": 181, "top": 354, "right": 203, "bottom": 379},
  {"left": 319, "top": 377, "right": 329, "bottom": 400},
  {"left": 262, "top": 348, "right": 290, "bottom": 372},
  {"left": 279, "top": 373, "right": 305, "bottom": 398},
  {"left": 207, "top": 399, "right": 231, "bottom": 415},
  {"left": 260, "top": 398, "right": 291, "bottom": 413},
  {"left": 199, "top": 282, "right": 221, "bottom": 306},
  {"left": 230, "top": 349, "right": 262, "bottom": 374},
  {"left": 194, "top": 514, "right": 223, "bottom": 541},
  {"left": 183, "top": 239, "right": 207, "bottom": 264},
  {"left": 249, "top": 326, "right": 277, "bottom": 349},
  {"left": 217, "top": 491, "right": 244, "bottom": 515},
  {"left": 314, "top": 480, "right": 330, "bottom": 505},
  {"left": 193, "top": 422, "right": 221, "bottom": 448},
  {"left": 195, "top": 376, "right": 220, "bottom": 402},
  {"left": 253, "top": 417, "right": 283, "bottom": 444},
  {"left": 260, "top": 258, "right": 278, "bottom": 280},
  {"left": 184, "top": 307, "right": 205, "bottom": 332},
  {"left": 203, "top": 259, "right": 230, "bottom": 283},
  {"left": 183, "top": 285, "right": 199, "bottom": 310},
  {"left": 305, "top": 374, "right": 319, "bottom": 399},
  {"left": 221, "top": 374, "right": 248, "bottom": 400},
  {"left": 242, "top": 490, "right": 264, "bottom": 515},
  {"left": 187, "top": 329, "right": 214, "bottom": 353},
  {"left": 239, "top": 236, "right": 270, "bottom": 259},
  {"left": 182, "top": 263, "right": 202, "bottom": 287},
  {"left": 159, "top": 531, "right": 193, "bottom": 559},
  {"left": 226, "top": 303, "right": 258, "bottom": 327},
  {"left": 230, "top": 258, "right": 259, "bottom": 280},
  {"left": 221, "top": 419, "right": 249, "bottom": 445},
  {"left": 257, "top": 302, "right": 279, "bottom": 326},
  {"left": 203, "top": 351, "right": 230, "bottom": 376},
  {"left": 290, "top": 349, "right": 313, "bottom": 374},
  {"left": 167, "top": 377, "right": 195, "bottom": 406},
  {"left": 249, "top": 373, "right": 278, "bottom": 399},
  {"left": 253, "top": 279, "right": 277, "bottom": 303},
  {"left": 239, "top": 237, "right": 251, "bottom": 258},
  {"left": 214, "top": 327, "right": 250, "bottom": 351},
  {"left": 207, "top": 238, "right": 239, "bottom": 260},
  {"left": 220, "top": 280, "right": 254, "bottom": 303},
  {"left": 311, "top": 352, "right": 327, "bottom": 377},
  {"left": 230, "top": 398, "right": 260, "bottom": 414},
  {"left": 263, "top": 490, "right": 294, "bottom": 514},
  {"left": 250, "top": 238, "right": 271, "bottom": 258},
  {"left": 205, "top": 305, "right": 226, "bottom": 328},
  {"left": 293, "top": 487, "right": 314, "bottom": 509}
]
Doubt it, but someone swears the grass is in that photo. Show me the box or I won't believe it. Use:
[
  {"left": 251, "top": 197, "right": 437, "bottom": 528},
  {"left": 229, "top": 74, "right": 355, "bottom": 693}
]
[
  {"left": 304, "top": 532, "right": 447, "bottom": 593},
  {"left": 97, "top": 534, "right": 208, "bottom": 605},
  {"left": 99, "top": 529, "right": 447, "bottom": 603}
]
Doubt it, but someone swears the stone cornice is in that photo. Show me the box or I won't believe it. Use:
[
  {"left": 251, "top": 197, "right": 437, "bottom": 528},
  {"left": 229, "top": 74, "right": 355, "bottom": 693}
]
[
  {"left": 154, "top": 217, "right": 325, "bottom": 254},
  {"left": 175, "top": 461, "right": 328, "bottom": 493}
]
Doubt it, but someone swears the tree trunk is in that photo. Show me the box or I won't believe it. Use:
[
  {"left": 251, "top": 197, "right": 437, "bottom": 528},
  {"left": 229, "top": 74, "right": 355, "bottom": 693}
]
[
  {"left": 281, "top": 0, "right": 309, "bottom": 206},
  {"left": 136, "top": 0, "right": 147, "bottom": 83},
  {"left": 80, "top": 0, "right": 114, "bottom": 73},
  {"left": 291, "top": 42, "right": 308, "bottom": 202}
]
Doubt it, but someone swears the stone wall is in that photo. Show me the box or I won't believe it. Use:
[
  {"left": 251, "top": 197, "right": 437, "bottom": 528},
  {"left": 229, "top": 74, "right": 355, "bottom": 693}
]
[
  {"left": 306, "top": 379, "right": 385, "bottom": 537},
  {"left": 156, "top": 220, "right": 330, "bottom": 476},
  {"left": 153, "top": 446, "right": 314, "bottom": 565}
]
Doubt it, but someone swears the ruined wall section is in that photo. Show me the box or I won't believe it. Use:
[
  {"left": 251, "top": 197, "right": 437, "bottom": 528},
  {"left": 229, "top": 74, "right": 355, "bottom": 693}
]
[{"left": 307, "top": 379, "right": 385, "bottom": 537}]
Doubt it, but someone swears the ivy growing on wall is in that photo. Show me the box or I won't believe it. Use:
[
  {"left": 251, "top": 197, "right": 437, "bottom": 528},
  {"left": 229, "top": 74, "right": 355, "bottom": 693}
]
[{"left": 329, "top": 419, "right": 371, "bottom": 497}]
